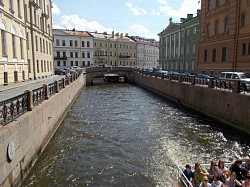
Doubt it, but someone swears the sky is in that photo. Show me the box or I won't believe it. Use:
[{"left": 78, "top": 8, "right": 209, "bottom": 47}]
[{"left": 51, "top": 0, "right": 201, "bottom": 41}]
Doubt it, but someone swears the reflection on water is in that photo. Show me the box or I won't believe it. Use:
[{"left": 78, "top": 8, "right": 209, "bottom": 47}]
[{"left": 22, "top": 84, "right": 250, "bottom": 187}]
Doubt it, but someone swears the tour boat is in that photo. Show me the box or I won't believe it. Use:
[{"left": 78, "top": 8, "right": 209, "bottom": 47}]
[{"left": 104, "top": 73, "right": 120, "bottom": 82}]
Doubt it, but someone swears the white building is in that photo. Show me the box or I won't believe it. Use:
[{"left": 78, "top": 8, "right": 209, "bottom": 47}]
[
  {"left": 53, "top": 29, "right": 94, "bottom": 67},
  {"left": 130, "top": 36, "right": 159, "bottom": 68}
]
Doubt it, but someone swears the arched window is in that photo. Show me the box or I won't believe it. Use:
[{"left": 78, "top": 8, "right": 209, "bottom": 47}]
[
  {"left": 207, "top": 23, "right": 210, "bottom": 36},
  {"left": 216, "top": 0, "right": 220, "bottom": 7},
  {"left": 241, "top": 14, "right": 246, "bottom": 27},
  {"left": 242, "top": 43, "right": 246, "bottom": 55},
  {"left": 215, "top": 20, "right": 219, "bottom": 34},
  {"left": 222, "top": 47, "right": 226, "bottom": 62},
  {"left": 204, "top": 50, "right": 208, "bottom": 62},
  {"left": 225, "top": 17, "right": 230, "bottom": 32},
  {"left": 207, "top": 0, "right": 211, "bottom": 11},
  {"left": 212, "top": 48, "right": 216, "bottom": 62}
]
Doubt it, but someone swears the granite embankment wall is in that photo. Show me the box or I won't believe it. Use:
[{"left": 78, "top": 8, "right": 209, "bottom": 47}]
[
  {"left": 133, "top": 72, "right": 250, "bottom": 134},
  {"left": 0, "top": 73, "right": 85, "bottom": 187}
]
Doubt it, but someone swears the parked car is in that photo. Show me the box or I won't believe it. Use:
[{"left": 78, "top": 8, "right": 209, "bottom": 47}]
[
  {"left": 70, "top": 66, "right": 82, "bottom": 71},
  {"left": 62, "top": 67, "right": 77, "bottom": 74},
  {"left": 54, "top": 67, "right": 66, "bottom": 75},
  {"left": 196, "top": 74, "right": 212, "bottom": 85}
]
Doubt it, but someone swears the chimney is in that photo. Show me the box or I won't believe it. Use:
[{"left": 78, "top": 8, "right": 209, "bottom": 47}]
[
  {"left": 120, "top": 33, "right": 123, "bottom": 38},
  {"left": 125, "top": 33, "right": 128, "bottom": 37},
  {"left": 115, "top": 32, "right": 119, "bottom": 36},
  {"left": 103, "top": 31, "right": 107, "bottom": 35},
  {"left": 187, "top": 14, "right": 193, "bottom": 20},
  {"left": 112, "top": 31, "right": 114, "bottom": 38},
  {"left": 180, "top": 18, "right": 186, "bottom": 23},
  {"left": 197, "top": 9, "right": 201, "bottom": 16}
]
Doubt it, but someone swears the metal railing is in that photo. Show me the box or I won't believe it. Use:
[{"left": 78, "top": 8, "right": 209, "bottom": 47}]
[{"left": 0, "top": 71, "right": 82, "bottom": 126}]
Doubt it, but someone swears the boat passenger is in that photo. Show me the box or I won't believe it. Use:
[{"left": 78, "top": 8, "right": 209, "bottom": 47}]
[
  {"left": 209, "top": 161, "right": 219, "bottom": 183},
  {"left": 199, "top": 176, "right": 212, "bottom": 187},
  {"left": 230, "top": 160, "right": 247, "bottom": 184},
  {"left": 218, "top": 160, "right": 229, "bottom": 180},
  {"left": 211, "top": 175, "right": 223, "bottom": 187},
  {"left": 242, "top": 175, "right": 250, "bottom": 187},
  {"left": 194, "top": 162, "right": 209, "bottom": 187},
  {"left": 242, "top": 157, "right": 250, "bottom": 171},
  {"left": 183, "top": 164, "right": 194, "bottom": 186},
  {"left": 225, "top": 172, "right": 242, "bottom": 187}
]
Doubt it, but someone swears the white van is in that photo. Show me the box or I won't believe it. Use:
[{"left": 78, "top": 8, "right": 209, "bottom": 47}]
[{"left": 219, "top": 72, "right": 250, "bottom": 90}]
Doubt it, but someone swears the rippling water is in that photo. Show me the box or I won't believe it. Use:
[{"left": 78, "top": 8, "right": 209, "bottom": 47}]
[{"left": 22, "top": 84, "right": 250, "bottom": 187}]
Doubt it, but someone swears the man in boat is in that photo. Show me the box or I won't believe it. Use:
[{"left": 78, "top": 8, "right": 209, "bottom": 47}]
[{"left": 182, "top": 164, "right": 195, "bottom": 186}]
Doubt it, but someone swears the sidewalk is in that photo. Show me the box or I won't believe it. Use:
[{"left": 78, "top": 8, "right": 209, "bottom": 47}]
[{"left": 0, "top": 75, "right": 64, "bottom": 102}]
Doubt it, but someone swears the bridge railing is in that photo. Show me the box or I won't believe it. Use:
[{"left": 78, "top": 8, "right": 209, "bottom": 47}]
[{"left": 0, "top": 71, "right": 82, "bottom": 126}]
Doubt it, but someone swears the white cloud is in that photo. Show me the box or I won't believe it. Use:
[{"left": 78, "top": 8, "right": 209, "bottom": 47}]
[
  {"left": 52, "top": 3, "right": 60, "bottom": 15},
  {"left": 54, "top": 14, "right": 115, "bottom": 33},
  {"left": 126, "top": 3, "right": 147, "bottom": 16},
  {"left": 129, "top": 24, "right": 149, "bottom": 34},
  {"left": 157, "top": 0, "right": 200, "bottom": 20},
  {"left": 152, "top": 9, "right": 160, "bottom": 16}
]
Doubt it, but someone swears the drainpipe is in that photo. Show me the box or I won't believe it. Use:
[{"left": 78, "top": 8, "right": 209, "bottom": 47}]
[{"left": 233, "top": 0, "right": 241, "bottom": 71}]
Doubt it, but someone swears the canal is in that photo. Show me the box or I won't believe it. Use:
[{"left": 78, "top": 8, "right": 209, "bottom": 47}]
[{"left": 22, "top": 84, "right": 250, "bottom": 187}]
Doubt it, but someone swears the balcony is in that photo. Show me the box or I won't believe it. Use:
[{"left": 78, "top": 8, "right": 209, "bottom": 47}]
[
  {"left": 119, "top": 55, "right": 130, "bottom": 58},
  {"left": 97, "top": 54, "right": 107, "bottom": 59},
  {"left": 54, "top": 56, "right": 67, "bottom": 60}
]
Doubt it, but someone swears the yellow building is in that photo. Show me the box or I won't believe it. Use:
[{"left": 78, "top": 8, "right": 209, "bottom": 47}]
[
  {"left": 25, "top": 0, "right": 53, "bottom": 80},
  {"left": 89, "top": 31, "right": 137, "bottom": 67},
  {"left": 0, "top": 0, "right": 28, "bottom": 85}
]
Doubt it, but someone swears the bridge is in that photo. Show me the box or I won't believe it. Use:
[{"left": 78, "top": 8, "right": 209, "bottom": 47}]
[{"left": 85, "top": 67, "right": 134, "bottom": 85}]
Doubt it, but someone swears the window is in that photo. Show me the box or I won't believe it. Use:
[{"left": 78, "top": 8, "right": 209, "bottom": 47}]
[
  {"left": 207, "top": 0, "right": 211, "bottom": 11},
  {"left": 222, "top": 47, "right": 226, "bottom": 62},
  {"left": 71, "top": 61, "right": 73, "bottom": 66},
  {"left": 216, "top": 0, "right": 220, "bottom": 7},
  {"left": 63, "top": 61, "right": 66, "bottom": 66},
  {"left": 56, "top": 39, "right": 59, "bottom": 46},
  {"left": 17, "top": 0, "right": 21, "bottom": 17},
  {"left": 35, "top": 36, "right": 38, "bottom": 51},
  {"left": 87, "top": 52, "right": 90, "bottom": 58},
  {"left": 215, "top": 20, "right": 219, "bottom": 34},
  {"left": 63, "top": 52, "right": 66, "bottom": 57},
  {"left": 82, "top": 52, "right": 85, "bottom": 58},
  {"left": 1, "top": 30, "right": 7, "bottom": 56},
  {"left": 62, "top": 40, "right": 66, "bottom": 46},
  {"left": 70, "top": 52, "right": 73, "bottom": 58},
  {"left": 75, "top": 52, "right": 78, "bottom": 58},
  {"left": 82, "top": 41, "right": 85, "bottom": 47},
  {"left": 241, "top": 14, "right": 246, "bottom": 27},
  {"left": 206, "top": 23, "right": 210, "bottom": 36},
  {"left": 100, "top": 43, "right": 102, "bottom": 47},
  {"left": 75, "top": 61, "right": 78, "bottom": 66},
  {"left": 87, "top": 41, "right": 90, "bottom": 47},
  {"left": 75, "top": 40, "right": 78, "bottom": 47},
  {"left": 70, "top": 40, "right": 73, "bottom": 46},
  {"left": 9, "top": 0, "right": 14, "bottom": 11},
  {"left": 225, "top": 17, "right": 230, "bottom": 32},
  {"left": 249, "top": 43, "right": 250, "bottom": 55},
  {"left": 212, "top": 48, "right": 216, "bottom": 62},
  {"left": 57, "top": 61, "right": 60, "bottom": 66},
  {"left": 56, "top": 51, "right": 60, "bottom": 57},
  {"left": 204, "top": 50, "right": 208, "bottom": 62},
  {"left": 37, "top": 60, "right": 39, "bottom": 73},
  {"left": 242, "top": 43, "right": 246, "bottom": 55},
  {"left": 20, "top": 38, "right": 24, "bottom": 59},
  {"left": 110, "top": 43, "right": 112, "bottom": 48}
]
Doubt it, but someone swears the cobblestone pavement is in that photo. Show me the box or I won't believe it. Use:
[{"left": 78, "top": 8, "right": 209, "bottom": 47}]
[{"left": 0, "top": 75, "right": 65, "bottom": 102}]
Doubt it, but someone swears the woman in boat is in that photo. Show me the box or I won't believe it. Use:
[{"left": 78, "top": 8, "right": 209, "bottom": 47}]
[
  {"left": 209, "top": 161, "right": 219, "bottom": 183},
  {"left": 225, "top": 172, "right": 242, "bottom": 187},
  {"left": 211, "top": 175, "right": 223, "bottom": 187},
  {"left": 199, "top": 176, "right": 212, "bottom": 187},
  {"left": 194, "top": 162, "right": 209, "bottom": 187},
  {"left": 218, "top": 160, "right": 229, "bottom": 181},
  {"left": 241, "top": 175, "right": 250, "bottom": 187}
]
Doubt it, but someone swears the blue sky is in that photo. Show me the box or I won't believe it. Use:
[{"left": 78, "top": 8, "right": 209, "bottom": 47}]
[{"left": 52, "top": 0, "right": 201, "bottom": 40}]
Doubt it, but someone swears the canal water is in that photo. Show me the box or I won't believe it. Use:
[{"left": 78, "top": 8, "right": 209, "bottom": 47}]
[{"left": 22, "top": 84, "right": 250, "bottom": 187}]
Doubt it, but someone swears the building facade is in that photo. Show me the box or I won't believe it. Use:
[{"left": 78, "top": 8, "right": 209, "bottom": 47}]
[
  {"left": 26, "top": 0, "right": 54, "bottom": 80},
  {"left": 53, "top": 29, "right": 94, "bottom": 67},
  {"left": 158, "top": 13, "right": 200, "bottom": 73},
  {"left": 89, "top": 31, "right": 137, "bottom": 67},
  {"left": 130, "top": 36, "right": 159, "bottom": 68},
  {"left": 198, "top": 0, "right": 250, "bottom": 76},
  {"left": 0, "top": 0, "right": 28, "bottom": 85}
]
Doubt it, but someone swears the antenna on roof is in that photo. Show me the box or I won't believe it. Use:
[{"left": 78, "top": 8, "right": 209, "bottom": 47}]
[{"left": 72, "top": 28, "right": 75, "bottom": 31}]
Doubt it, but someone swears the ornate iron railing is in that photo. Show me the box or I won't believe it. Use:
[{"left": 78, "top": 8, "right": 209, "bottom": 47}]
[
  {"left": 32, "top": 86, "right": 46, "bottom": 106},
  {"left": 48, "top": 82, "right": 56, "bottom": 96},
  {"left": 0, "top": 93, "right": 28, "bottom": 125}
]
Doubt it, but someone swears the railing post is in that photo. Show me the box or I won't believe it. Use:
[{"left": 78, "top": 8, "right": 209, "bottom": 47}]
[
  {"left": 44, "top": 84, "right": 49, "bottom": 100},
  {"left": 62, "top": 78, "right": 65, "bottom": 88},
  {"left": 26, "top": 90, "right": 33, "bottom": 111},
  {"left": 179, "top": 75, "right": 183, "bottom": 83},
  {"left": 55, "top": 80, "right": 59, "bottom": 93},
  {"left": 191, "top": 75, "right": 195, "bottom": 85},
  {"left": 208, "top": 77, "right": 214, "bottom": 88},
  {"left": 169, "top": 74, "right": 172, "bottom": 81},
  {"left": 233, "top": 80, "right": 240, "bottom": 93},
  {"left": 161, "top": 73, "right": 164, "bottom": 79}
]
